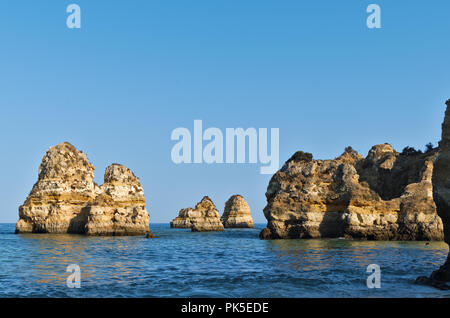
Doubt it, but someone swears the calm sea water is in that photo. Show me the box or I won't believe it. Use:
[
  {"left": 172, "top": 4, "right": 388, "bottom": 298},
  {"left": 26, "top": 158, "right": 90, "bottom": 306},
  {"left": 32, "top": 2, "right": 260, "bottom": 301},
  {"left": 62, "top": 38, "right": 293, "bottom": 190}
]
[{"left": 0, "top": 223, "right": 449, "bottom": 298}]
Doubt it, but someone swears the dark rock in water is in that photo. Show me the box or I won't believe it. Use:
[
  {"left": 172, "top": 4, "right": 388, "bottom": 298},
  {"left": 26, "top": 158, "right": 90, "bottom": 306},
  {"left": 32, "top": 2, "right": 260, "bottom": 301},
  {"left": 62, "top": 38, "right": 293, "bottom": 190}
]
[
  {"left": 417, "top": 99, "right": 450, "bottom": 289},
  {"left": 259, "top": 227, "right": 272, "bottom": 240}
]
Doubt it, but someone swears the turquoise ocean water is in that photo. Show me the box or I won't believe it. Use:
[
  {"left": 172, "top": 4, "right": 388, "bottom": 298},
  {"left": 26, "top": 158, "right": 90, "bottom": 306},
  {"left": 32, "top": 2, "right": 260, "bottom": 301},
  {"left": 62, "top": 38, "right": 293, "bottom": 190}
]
[{"left": 0, "top": 223, "right": 449, "bottom": 298}]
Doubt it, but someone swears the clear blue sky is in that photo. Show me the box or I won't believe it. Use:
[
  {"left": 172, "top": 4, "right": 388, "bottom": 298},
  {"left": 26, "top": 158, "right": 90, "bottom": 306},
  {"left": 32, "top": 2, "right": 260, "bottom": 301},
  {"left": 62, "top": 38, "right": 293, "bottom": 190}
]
[{"left": 0, "top": 1, "right": 449, "bottom": 223}]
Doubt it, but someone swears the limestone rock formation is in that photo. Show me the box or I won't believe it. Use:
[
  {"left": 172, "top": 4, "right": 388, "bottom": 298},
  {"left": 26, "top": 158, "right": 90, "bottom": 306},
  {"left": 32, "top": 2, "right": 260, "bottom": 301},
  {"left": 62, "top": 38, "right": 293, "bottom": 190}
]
[
  {"left": 84, "top": 164, "right": 150, "bottom": 236},
  {"left": 169, "top": 208, "right": 193, "bottom": 229},
  {"left": 15, "top": 142, "right": 151, "bottom": 236},
  {"left": 260, "top": 143, "right": 443, "bottom": 240},
  {"left": 170, "top": 196, "right": 224, "bottom": 232},
  {"left": 416, "top": 100, "right": 450, "bottom": 289},
  {"left": 16, "top": 142, "right": 98, "bottom": 234},
  {"left": 221, "top": 195, "right": 254, "bottom": 228}
]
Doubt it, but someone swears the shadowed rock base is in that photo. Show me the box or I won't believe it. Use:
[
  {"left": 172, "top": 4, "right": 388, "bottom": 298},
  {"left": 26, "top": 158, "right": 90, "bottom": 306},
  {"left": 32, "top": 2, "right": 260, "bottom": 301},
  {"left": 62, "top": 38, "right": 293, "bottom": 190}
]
[
  {"left": 416, "top": 100, "right": 450, "bottom": 289},
  {"left": 416, "top": 257, "right": 450, "bottom": 290}
]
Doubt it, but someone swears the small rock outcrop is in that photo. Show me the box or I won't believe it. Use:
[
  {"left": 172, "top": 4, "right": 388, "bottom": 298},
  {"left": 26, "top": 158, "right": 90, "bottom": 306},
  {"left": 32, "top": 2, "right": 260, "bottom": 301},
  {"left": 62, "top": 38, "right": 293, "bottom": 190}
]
[
  {"left": 16, "top": 142, "right": 151, "bottom": 236},
  {"left": 170, "top": 208, "right": 193, "bottom": 229},
  {"left": 221, "top": 195, "right": 254, "bottom": 228},
  {"left": 260, "top": 143, "right": 443, "bottom": 240},
  {"left": 416, "top": 100, "right": 450, "bottom": 289},
  {"left": 170, "top": 196, "right": 224, "bottom": 232}
]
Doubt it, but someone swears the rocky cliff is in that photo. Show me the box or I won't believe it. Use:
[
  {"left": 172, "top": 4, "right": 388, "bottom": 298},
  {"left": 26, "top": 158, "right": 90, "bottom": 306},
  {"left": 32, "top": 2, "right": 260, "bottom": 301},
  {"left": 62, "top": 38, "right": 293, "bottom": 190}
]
[
  {"left": 221, "top": 195, "right": 254, "bottom": 228},
  {"left": 416, "top": 100, "right": 450, "bottom": 289},
  {"left": 260, "top": 143, "right": 443, "bottom": 240},
  {"left": 16, "top": 142, "right": 151, "bottom": 236},
  {"left": 170, "top": 196, "right": 224, "bottom": 232}
]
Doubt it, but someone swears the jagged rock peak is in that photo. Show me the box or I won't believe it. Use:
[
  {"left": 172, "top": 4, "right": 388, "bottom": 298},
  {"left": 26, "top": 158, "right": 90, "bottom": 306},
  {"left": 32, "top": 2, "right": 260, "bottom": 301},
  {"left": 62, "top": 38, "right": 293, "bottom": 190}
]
[
  {"left": 335, "top": 146, "right": 364, "bottom": 163},
  {"left": 286, "top": 151, "right": 313, "bottom": 164},
  {"left": 38, "top": 141, "right": 95, "bottom": 182},
  {"left": 170, "top": 196, "right": 224, "bottom": 232},
  {"left": 365, "top": 143, "right": 398, "bottom": 167},
  {"left": 195, "top": 196, "right": 217, "bottom": 211},
  {"left": 104, "top": 163, "right": 140, "bottom": 185}
]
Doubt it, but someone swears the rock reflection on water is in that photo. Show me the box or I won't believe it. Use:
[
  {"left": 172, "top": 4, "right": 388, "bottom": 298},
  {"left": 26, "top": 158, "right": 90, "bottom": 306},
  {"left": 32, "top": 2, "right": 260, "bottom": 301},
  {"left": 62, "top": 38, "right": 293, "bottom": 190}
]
[
  {"left": 268, "top": 239, "right": 449, "bottom": 273},
  {"left": 1, "top": 224, "right": 450, "bottom": 297},
  {"left": 19, "top": 234, "right": 96, "bottom": 286},
  {"left": 17, "top": 233, "right": 152, "bottom": 291}
]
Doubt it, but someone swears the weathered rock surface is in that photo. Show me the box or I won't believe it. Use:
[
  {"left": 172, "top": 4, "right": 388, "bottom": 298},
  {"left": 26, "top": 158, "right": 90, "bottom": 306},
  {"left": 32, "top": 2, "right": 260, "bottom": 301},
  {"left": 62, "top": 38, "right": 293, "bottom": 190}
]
[
  {"left": 416, "top": 100, "right": 450, "bottom": 289},
  {"left": 15, "top": 142, "right": 151, "bottom": 236},
  {"left": 260, "top": 143, "right": 443, "bottom": 240},
  {"left": 170, "top": 196, "right": 224, "bottom": 232},
  {"left": 16, "top": 142, "right": 98, "bottom": 234},
  {"left": 221, "top": 195, "right": 254, "bottom": 228},
  {"left": 170, "top": 208, "right": 193, "bottom": 229},
  {"left": 85, "top": 164, "right": 150, "bottom": 236}
]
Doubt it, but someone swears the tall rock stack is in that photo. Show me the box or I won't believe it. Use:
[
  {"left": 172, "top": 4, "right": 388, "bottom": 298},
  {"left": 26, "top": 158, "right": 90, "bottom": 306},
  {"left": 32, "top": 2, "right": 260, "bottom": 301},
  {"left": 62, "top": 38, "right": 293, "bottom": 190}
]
[
  {"left": 221, "top": 195, "right": 254, "bottom": 228},
  {"left": 417, "top": 100, "right": 450, "bottom": 289},
  {"left": 85, "top": 164, "right": 150, "bottom": 236},
  {"left": 15, "top": 142, "right": 151, "bottom": 236},
  {"left": 434, "top": 100, "right": 450, "bottom": 247},
  {"left": 260, "top": 144, "right": 443, "bottom": 241},
  {"left": 16, "top": 142, "right": 99, "bottom": 233},
  {"left": 171, "top": 196, "right": 224, "bottom": 232}
]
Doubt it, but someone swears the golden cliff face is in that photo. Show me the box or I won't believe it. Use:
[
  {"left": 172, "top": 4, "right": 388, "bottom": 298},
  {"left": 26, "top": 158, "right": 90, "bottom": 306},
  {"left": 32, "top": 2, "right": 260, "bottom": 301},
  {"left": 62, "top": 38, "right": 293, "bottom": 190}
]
[
  {"left": 15, "top": 142, "right": 151, "bottom": 236},
  {"left": 260, "top": 144, "right": 443, "bottom": 240},
  {"left": 221, "top": 195, "right": 254, "bottom": 228},
  {"left": 170, "top": 196, "right": 224, "bottom": 232}
]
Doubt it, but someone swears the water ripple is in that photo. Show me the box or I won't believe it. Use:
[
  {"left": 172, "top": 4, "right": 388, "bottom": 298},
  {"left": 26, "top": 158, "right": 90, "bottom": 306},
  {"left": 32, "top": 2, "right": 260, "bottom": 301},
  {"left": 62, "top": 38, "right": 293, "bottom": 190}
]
[{"left": 0, "top": 223, "right": 449, "bottom": 297}]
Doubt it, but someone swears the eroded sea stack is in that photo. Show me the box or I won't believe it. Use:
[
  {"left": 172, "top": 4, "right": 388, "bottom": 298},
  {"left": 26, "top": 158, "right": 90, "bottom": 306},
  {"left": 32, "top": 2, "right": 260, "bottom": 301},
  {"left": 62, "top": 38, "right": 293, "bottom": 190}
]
[
  {"left": 260, "top": 143, "right": 443, "bottom": 240},
  {"left": 221, "top": 195, "right": 254, "bottom": 228},
  {"left": 416, "top": 100, "right": 450, "bottom": 289},
  {"left": 170, "top": 196, "right": 224, "bottom": 232},
  {"left": 85, "top": 164, "right": 150, "bottom": 236},
  {"left": 16, "top": 142, "right": 151, "bottom": 236}
]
